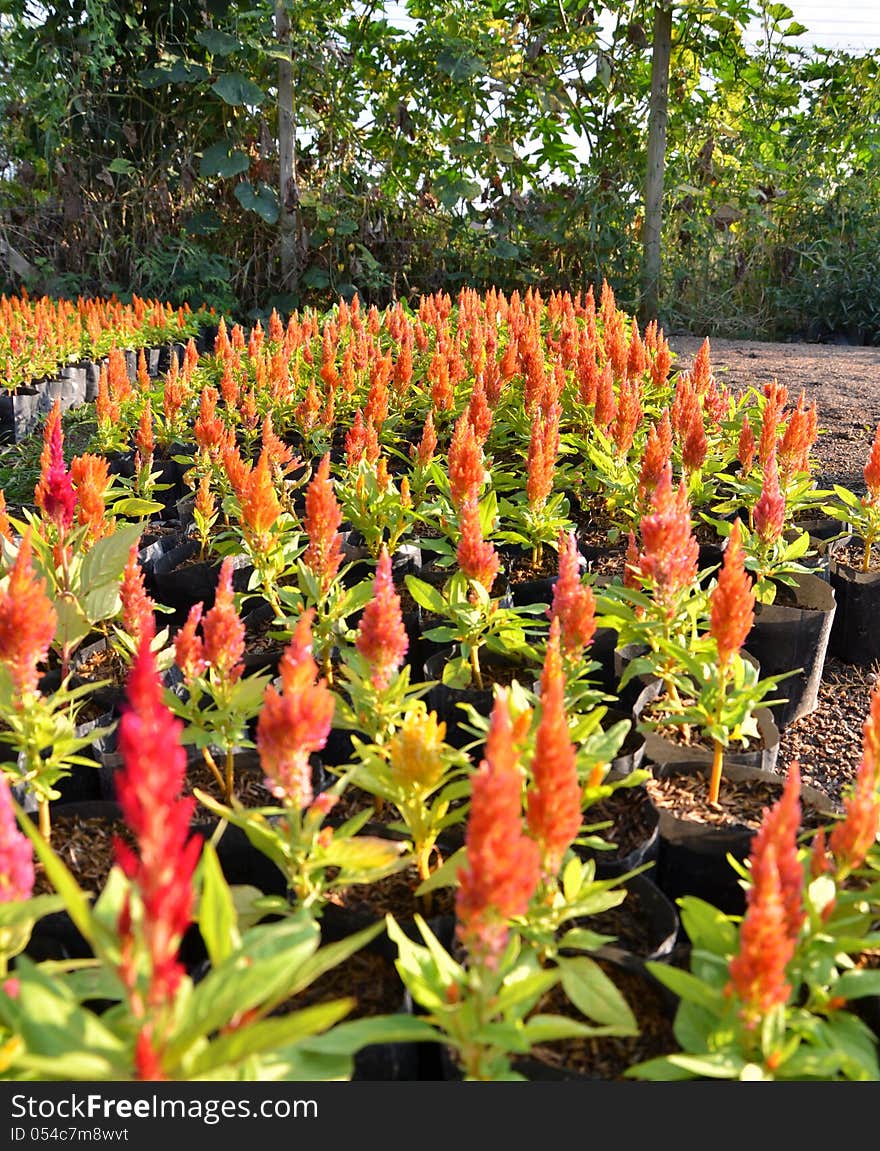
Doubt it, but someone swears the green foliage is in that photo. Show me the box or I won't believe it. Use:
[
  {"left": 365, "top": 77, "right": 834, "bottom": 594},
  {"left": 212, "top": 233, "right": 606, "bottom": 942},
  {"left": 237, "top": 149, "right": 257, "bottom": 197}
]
[{"left": 0, "top": 0, "right": 877, "bottom": 335}]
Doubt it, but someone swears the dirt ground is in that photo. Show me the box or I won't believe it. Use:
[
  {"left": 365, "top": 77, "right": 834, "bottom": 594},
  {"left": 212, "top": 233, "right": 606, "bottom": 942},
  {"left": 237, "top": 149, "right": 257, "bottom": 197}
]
[{"left": 668, "top": 335, "right": 880, "bottom": 806}]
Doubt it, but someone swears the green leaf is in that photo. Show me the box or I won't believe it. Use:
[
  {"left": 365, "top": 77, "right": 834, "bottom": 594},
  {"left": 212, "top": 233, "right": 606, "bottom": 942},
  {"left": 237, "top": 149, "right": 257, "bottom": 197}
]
[
  {"left": 301, "top": 267, "right": 330, "bottom": 289},
  {"left": 107, "top": 158, "right": 134, "bottom": 175},
  {"left": 404, "top": 575, "right": 446, "bottom": 615},
  {"left": 298, "top": 1012, "right": 440, "bottom": 1056},
  {"left": 320, "top": 834, "right": 408, "bottom": 881},
  {"left": 234, "top": 181, "right": 280, "bottom": 224},
  {"left": 558, "top": 956, "right": 638, "bottom": 1032},
  {"left": 111, "top": 496, "right": 166, "bottom": 519},
  {"left": 1, "top": 956, "right": 128, "bottom": 1075},
  {"left": 80, "top": 522, "right": 143, "bottom": 594},
  {"left": 200, "top": 141, "right": 251, "bottom": 179},
  {"left": 197, "top": 840, "right": 239, "bottom": 967},
  {"left": 195, "top": 28, "right": 242, "bottom": 56},
  {"left": 167, "top": 60, "right": 209, "bottom": 84},
  {"left": 188, "top": 999, "right": 354, "bottom": 1076},
  {"left": 211, "top": 73, "right": 266, "bottom": 107},
  {"left": 168, "top": 916, "right": 321, "bottom": 1057}
]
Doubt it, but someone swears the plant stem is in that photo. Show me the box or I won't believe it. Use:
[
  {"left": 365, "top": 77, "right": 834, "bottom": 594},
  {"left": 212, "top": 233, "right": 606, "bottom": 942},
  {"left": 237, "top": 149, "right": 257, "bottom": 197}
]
[
  {"left": 708, "top": 738, "right": 724, "bottom": 807},
  {"left": 225, "top": 746, "right": 235, "bottom": 805},
  {"left": 470, "top": 645, "right": 484, "bottom": 691},
  {"left": 203, "top": 747, "right": 227, "bottom": 799},
  {"left": 38, "top": 797, "right": 50, "bottom": 841},
  {"left": 864, "top": 537, "right": 873, "bottom": 573}
]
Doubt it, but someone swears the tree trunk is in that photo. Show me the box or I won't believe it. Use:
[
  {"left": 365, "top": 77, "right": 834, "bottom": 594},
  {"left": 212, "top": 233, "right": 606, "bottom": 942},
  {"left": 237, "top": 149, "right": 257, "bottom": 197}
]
[
  {"left": 640, "top": 3, "right": 673, "bottom": 325},
  {"left": 275, "top": 1, "right": 299, "bottom": 293}
]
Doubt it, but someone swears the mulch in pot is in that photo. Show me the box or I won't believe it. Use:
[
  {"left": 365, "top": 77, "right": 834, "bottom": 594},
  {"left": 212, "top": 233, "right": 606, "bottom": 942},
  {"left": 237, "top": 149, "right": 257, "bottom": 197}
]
[
  {"left": 516, "top": 958, "right": 679, "bottom": 1081},
  {"left": 579, "top": 785, "right": 659, "bottom": 877}
]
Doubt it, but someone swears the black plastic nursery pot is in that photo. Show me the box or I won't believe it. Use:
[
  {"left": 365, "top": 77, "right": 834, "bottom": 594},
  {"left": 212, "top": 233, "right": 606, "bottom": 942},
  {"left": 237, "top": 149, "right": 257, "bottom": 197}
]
[
  {"left": 149, "top": 538, "right": 253, "bottom": 617},
  {"left": 742, "top": 570, "right": 836, "bottom": 730},
  {"left": 576, "top": 781, "right": 660, "bottom": 880},
  {"left": 423, "top": 647, "right": 531, "bottom": 750},
  {"left": 828, "top": 545, "right": 880, "bottom": 666},
  {"left": 646, "top": 760, "right": 838, "bottom": 919},
  {"left": 564, "top": 870, "right": 679, "bottom": 967},
  {"left": 0, "top": 386, "right": 42, "bottom": 442}
]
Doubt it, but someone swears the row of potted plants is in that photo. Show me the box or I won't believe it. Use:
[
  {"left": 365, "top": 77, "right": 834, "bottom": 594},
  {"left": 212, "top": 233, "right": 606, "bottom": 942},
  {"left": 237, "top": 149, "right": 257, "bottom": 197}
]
[{"left": 0, "top": 283, "right": 878, "bottom": 1080}]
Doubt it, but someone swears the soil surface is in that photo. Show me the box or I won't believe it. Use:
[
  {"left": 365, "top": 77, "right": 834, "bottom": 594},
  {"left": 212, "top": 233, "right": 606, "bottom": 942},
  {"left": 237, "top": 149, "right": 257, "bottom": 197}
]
[{"left": 669, "top": 335, "right": 880, "bottom": 806}]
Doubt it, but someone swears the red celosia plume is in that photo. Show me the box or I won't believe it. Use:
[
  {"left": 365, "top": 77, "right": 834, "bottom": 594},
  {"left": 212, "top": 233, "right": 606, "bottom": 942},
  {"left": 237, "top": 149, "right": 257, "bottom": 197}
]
[
  {"left": 302, "top": 453, "right": 344, "bottom": 596},
  {"left": 526, "top": 618, "right": 582, "bottom": 876},
  {"left": 456, "top": 689, "right": 541, "bottom": 968},
  {"left": 257, "top": 610, "right": 335, "bottom": 808},
  {"left": 355, "top": 546, "right": 409, "bottom": 691},
  {"left": 0, "top": 528, "right": 57, "bottom": 700},
  {"left": 114, "top": 636, "right": 202, "bottom": 1076},
  {"left": 709, "top": 519, "right": 755, "bottom": 670},
  {"left": 548, "top": 530, "right": 596, "bottom": 661},
  {"left": 726, "top": 764, "right": 803, "bottom": 1029}
]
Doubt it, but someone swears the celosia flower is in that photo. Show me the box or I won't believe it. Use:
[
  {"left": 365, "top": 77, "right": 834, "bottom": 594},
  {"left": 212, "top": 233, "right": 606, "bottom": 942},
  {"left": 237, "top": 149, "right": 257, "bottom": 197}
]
[
  {"left": 193, "top": 386, "right": 224, "bottom": 456},
  {"left": 201, "top": 558, "right": 245, "bottom": 683},
  {"left": 302, "top": 453, "right": 344, "bottom": 595},
  {"left": 682, "top": 402, "right": 707, "bottom": 473},
  {"left": 864, "top": 424, "right": 880, "bottom": 500},
  {"left": 174, "top": 604, "right": 206, "bottom": 683},
  {"left": 576, "top": 334, "right": 598, "bottom": 407},
  {"left": 758, "top": 380, "right": 789, "bottom": 468},
  {"left": 726, "top": 764, "right": 803, "bottom": 1029},
  {"left": 636, "top": 466, "right": 699, "bottom": 617},
  {"left": 355, "top": 546, "right": 409, "bottom": 691},
  {"left": 257, "top": 610, "right": 335, "bottom": 808},
  {"left": 548, "top": 530, "right": 596, "bottom": 661},
  {"left": 753, "top": 450, "right": 786, "bottom": 546},
  {"left": 637, "top": 418, "right": 671, "bottom": 513},
  {"left": 526, "top": 406, "right": 559, "bottom": 510},
  {"left": 778, "top": 392, "right": 817, "bottom": 482},
  {"left": 135, "top": 401, "right": 155, "bottom": 461},
  {"left": 69, "top": 453, "right": 113, "bottom": 546},
  {"left": 261, "top": 412, "right": 300, "bottom": 478},
  {"left": 222, "top": 439, "right": 250, "bottom": 500},
  {"left": 828, "top": 683, "right": 880, "bottom": 877},
  {"left": 114, "top": 636, "right": 202, "bottom": 1069},
  {"left": 526, "top": 618, "right": 582, "bottom": 876},
  {"left": 611, "top": 373, "right": 641, "bottom": 457},
  {"left": 238, "top": 449, "right": 281, "bottom": 552},
  {"left": 709, "top": 519, "right": 755, "bottom": 669},
  {"left": 33, "top": 399, "right": 76, "bottom": 534},
  {"left": 0, "top": 772, "right": 34, "bottom": 901},
  {"left": 194, "top": 474, "right": 215, "bottom": 522},
  {"left": 593, "top": 363, "right": 616, "bottom": 428},
  {"left": 387, "top": 708, "right": 447, "bottom": 791},
  {"left": 748, "top": 761, "right": 804, "bottom": 943},
  {"left": 456, "top": 494, "right": 499, "bottom": 595},
  {"left": 456, "top": 689, "right": 541, "bottom": 969},
  {"left": 448, "top": 415, "right": 484, "bottom": 511},
  {"left": 345, "top": 409, "right": 367, "bottom": 470},
  {"left": 671, "top": 373, "right": 695, "bottom": 441},
  {"left": 467, "top": 375, "right": 493, "bottom": 445},
  {"left": 0, "top": 529, "right": 57, "bottom": 700},
  {"left": 0, "top": 490, "right": 13, "bottom": 543},
  {"left": 624, "top": 529, "right": 641, "bottom": 591},
  {"left": 410, "top": 409, "right": 437, "bottom": 470},
  {"left": 738, "top": 417, "right": 756, "bottom": 477},
  {"left": 626, "top": 319, "right": 646, "bottom": 379},
  {"left": 120, "top": 543, "right": 156, "bottom": 650}
]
